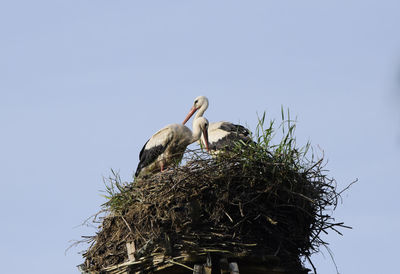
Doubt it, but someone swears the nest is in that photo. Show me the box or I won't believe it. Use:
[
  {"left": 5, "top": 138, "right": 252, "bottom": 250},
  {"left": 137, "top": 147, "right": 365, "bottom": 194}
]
[{"left": 81, "top": 144, "right": 349, "bottom": 272}]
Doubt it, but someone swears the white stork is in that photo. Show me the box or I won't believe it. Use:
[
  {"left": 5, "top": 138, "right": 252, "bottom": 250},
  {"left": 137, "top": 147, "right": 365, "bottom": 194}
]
[
  {"left": 182, "top": 96, "right": 253, "bottom": 153},
  {"left": 135, "top": 117, "right": 210, "bottom": 177}
]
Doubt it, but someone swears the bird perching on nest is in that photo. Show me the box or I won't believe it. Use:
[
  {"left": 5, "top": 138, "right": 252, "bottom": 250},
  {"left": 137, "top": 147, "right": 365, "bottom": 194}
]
[
  {"left": 135, "top": 117, "right": 210, "bottom": 178},
  {"left": 183, "top": 96, "right": 254, "bottom": 154}
]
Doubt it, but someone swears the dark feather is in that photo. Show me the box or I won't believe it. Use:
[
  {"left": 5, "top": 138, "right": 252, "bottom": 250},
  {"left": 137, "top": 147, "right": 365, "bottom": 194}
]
[
  {"left": 210, "top": 123, "right": 254, "bottom": 151},
  {"left": 219, "top": 123, "right": 251, "bottom": 137},
  {"left": 135, "top": 141, "right": 168, "bottom": 177},
  {"left": 210, "top": 133, "right": 253, "bottom": 151}
]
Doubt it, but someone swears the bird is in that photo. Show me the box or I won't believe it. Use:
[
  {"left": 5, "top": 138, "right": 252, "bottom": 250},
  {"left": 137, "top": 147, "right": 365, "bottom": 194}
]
[
  {"left": 135, "top": 117, "right": 210, "bottom": 177},
  {"left": 182, "top": 96, "right": 254, "bottom": 153}
]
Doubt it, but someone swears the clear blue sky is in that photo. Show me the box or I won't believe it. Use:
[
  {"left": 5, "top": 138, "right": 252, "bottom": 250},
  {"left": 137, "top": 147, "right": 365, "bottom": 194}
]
[{"left": 1, "top": 1, "right": 399, "bottom": 273}]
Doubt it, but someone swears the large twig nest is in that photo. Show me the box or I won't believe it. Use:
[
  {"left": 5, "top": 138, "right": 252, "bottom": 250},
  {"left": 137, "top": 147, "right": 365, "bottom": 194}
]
[{"left": 82, "top": 143, "right": 349, "bottom": 272}]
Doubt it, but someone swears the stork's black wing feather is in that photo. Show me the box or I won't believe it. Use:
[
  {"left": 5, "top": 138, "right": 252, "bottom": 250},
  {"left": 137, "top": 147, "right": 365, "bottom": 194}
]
[
  {"left": 210, "top": 123, "right": 254, "bottom": 151},
  {"left": 135, "top": 140, "right": 169, "bottom": 177},
  {"left": 219, "top": 123, "right": 251, "bottom": 137}
]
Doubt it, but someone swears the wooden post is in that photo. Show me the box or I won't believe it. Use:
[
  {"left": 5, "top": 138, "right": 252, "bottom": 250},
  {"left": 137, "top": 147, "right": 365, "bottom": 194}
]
[
  {"left": 126, "top": 241, "right": 136, "bottom": 261},
  {"left": 193, "top": 255, "right": 239, "bottom": 274},
  {"left": 193, "top": 264, "right": 204, "bottom": 274},
  {"left": 193, "top": 263, "right": 211, "bottom": 274},
  {"left": 229, "top": 262, "right": 239, "bottom": 274},
  {"left": 204, "top": 253, "right": 212, "bottom": 274},
  {"left": 204, "top": 265, "right": 212, "bottom": 274}
]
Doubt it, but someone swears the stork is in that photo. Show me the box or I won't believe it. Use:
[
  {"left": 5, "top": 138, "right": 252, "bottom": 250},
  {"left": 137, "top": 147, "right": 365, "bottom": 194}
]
[
  {"left": 182, "top": 96, "right": 253, "bottom": 153},
  {"left": 135, "top": 117, "right": 210, "bottom": 177}
]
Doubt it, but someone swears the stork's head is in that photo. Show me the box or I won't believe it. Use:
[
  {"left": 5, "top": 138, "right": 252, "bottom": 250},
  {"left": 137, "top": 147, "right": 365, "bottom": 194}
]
[
  {"left": 182, "top": 96, "right": 209, "bottom": 125},
  {"left": 193, "top": 96, "right": 209, "bottom": 110},
  {"left": 193, "top": 116, "right": 210, "bottom": 152}
]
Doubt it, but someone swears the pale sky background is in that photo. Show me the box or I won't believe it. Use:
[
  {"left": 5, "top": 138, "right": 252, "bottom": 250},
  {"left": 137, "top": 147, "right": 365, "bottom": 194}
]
[{"left": 1, "top": 1, "right": 400, "bottom": 273}]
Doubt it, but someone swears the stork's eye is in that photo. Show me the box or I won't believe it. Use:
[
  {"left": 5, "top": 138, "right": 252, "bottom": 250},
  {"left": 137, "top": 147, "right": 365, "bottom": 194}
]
[{"left": 194, "top": 100, "right": 198, "bottom": 104}]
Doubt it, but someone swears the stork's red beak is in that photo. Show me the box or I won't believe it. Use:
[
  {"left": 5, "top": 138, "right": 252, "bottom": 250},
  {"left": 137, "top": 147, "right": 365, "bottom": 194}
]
[
  {"left": 202, "top": 128, "right": 210, "bottom": 152},
  {"left": 182, "top": 106, "right": 198, "bottom": 125}
]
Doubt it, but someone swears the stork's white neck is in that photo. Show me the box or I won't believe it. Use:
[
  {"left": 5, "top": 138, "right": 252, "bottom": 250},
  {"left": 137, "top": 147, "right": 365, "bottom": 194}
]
[
  {"left": 194, "top": 100, "right": 208, "bottom": 120},
  {"left": 190, "top": 117, "right": 207, "bottom": 143},
  {"left": 191, "top": 121, "right": 203, "bottom": 143}
]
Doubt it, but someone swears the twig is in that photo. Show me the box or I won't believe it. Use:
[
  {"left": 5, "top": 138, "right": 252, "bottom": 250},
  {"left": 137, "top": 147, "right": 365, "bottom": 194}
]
[
  {"left": 305, "top": 254, "right": 317, "bottom": 274},
  {"left": 121, "top": 216, "right": 133, "bottom": 234},
  {"left": 167, "top": 260, "right": 194, "bottom": 271}
]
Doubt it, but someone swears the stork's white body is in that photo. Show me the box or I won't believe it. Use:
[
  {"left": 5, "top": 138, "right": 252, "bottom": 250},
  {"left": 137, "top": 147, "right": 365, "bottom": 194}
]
[
  {"left": 200, "top": 121, "right": 252, "bottom": 152},
  {"left": 135, "top": 117, "right": 209, "bottom": 177}
]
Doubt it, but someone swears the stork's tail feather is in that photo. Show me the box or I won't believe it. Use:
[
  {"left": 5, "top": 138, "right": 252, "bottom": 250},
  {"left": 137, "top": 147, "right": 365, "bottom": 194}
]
[{"left": 135, "top": 163, "right": 144, "bottom": 178}]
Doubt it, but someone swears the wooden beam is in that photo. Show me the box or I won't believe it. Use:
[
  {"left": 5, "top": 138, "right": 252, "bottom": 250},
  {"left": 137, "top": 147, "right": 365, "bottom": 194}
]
[
  {"left": 126, "top": 241, "right": 136, "bottom": 261},
  {"left": 229, "top": 262, "right": 239, "bottom": 274},
  {"left": 193, "top": 264, "right": 204, "bottom": 274}
]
